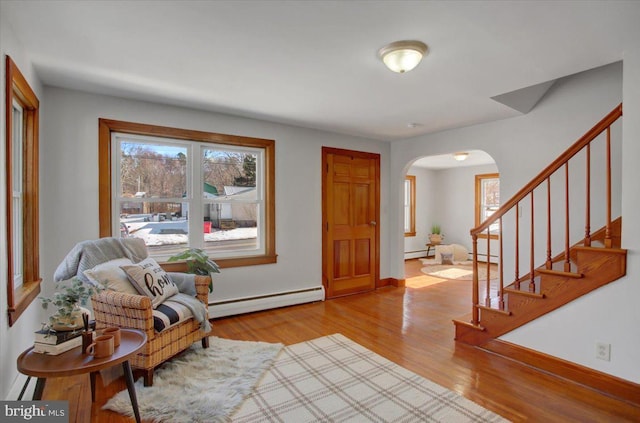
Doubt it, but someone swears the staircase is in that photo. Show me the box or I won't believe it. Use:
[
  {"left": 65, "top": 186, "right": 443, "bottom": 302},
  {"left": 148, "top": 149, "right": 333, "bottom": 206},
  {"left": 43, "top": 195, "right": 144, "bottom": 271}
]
[{"left": 454, "top": 104, "right": 626, "bottom": 346}]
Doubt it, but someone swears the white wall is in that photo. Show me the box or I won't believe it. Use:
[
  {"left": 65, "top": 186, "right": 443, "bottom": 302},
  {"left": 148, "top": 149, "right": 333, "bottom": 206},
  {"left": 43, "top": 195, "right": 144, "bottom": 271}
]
[
  {"left": 390, "top": 61, "right": 640, "bottom": 382},
  {"left": 0, "top": 14, "right": 46, "bottom": 400},
  {"left": 40, "top": 87, "right": 390, "bottom": 309},
  {"left": 431, "top": 164, "right": 499, "bottom": 256}
]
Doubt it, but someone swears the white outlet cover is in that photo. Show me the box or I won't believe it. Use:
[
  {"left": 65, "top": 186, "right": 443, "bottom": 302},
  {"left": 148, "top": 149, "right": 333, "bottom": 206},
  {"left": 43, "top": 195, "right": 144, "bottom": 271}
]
[{"left": 596, "top": 342, "right": 611, "bottom": 361}]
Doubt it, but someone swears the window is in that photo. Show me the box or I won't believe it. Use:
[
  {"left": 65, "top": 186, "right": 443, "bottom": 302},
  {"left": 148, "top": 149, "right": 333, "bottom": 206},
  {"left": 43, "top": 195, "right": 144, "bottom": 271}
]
[
  {"left": 5, "top": 56, "right": 41, "bottom": 326},
  {"left": 99, "top": 119, "right": 276, "bottom": 268},
  {"left": 404, "top": 175, "right": 416, "bottom": 237},
  {"left": 475, "top": 173, "right": 500, "bottom": 238}
]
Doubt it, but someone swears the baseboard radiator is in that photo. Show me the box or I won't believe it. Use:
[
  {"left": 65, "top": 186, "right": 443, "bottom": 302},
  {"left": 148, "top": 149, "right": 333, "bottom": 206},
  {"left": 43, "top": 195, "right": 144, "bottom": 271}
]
[{"left": 209, "top": 286, "right": 325, "bottom": 318}]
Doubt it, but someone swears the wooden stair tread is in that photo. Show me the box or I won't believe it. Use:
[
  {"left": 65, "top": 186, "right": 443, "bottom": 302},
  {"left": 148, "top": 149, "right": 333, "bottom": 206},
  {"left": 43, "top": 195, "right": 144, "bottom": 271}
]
[
  {"left": 572, "top": 245, "right": 627, "bottom": 255},
  {"left": 452, "top": 317, "right": 486, "bottom": 332},
  {"left": 537, "top": 268, "right": 583, "bottom": 279},
  {"left": 476, "top": 304, "right": 512, "bottom": 316},
  {"left": 503, "top": 287, "right": 545, "bottom": 299}
]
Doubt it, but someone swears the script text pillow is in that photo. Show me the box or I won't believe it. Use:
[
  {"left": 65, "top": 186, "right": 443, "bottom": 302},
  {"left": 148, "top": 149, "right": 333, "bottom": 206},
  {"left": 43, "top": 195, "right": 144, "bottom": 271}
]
[
  {"left": 84, "top": 258, "right": 139, "bottom": 294},
  {"left": 121, "top": 258, "right": 179, "bottom": 308}
]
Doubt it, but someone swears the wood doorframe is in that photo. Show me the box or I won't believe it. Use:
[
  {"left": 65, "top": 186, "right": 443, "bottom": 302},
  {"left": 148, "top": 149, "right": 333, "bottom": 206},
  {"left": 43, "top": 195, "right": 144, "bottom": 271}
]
[{"left": 322, "top": 147, "right": 381, "bottom": 296}]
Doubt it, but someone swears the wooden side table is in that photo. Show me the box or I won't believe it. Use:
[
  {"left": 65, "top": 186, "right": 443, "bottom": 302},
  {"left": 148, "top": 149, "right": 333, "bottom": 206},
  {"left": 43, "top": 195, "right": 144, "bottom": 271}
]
[{"left": 17, "top": 328, "right": 146, "bottom": 423}]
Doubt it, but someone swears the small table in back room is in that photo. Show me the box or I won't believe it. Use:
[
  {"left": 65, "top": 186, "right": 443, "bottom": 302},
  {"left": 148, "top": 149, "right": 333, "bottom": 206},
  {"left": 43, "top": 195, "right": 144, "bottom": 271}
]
[{"left": 17, "top": 328, "right": 146, "bottom": 423}]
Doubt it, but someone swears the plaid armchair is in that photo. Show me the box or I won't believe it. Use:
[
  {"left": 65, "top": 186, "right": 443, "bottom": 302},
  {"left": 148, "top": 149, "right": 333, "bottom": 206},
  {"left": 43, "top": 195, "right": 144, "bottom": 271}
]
[{"left": 91, "top": 273, "right": 212, "bottom": 386}]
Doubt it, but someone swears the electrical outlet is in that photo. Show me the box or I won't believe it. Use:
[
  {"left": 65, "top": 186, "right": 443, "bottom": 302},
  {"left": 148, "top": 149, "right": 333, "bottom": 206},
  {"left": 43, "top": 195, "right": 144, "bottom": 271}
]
[{"left": 596, "top": 342, "right": 611, "bottom": 361}]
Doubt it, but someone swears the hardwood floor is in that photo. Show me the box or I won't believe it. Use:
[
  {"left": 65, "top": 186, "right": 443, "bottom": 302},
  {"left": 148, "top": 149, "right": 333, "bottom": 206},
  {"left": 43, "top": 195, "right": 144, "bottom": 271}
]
[{"left": 41, "top": 258, "right": 639, "bottom": 422}]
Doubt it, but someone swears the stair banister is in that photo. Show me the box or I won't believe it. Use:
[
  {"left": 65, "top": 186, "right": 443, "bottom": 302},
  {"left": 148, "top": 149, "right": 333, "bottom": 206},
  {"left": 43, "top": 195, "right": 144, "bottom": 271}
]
[
  {"left": 468, "top": 103, "right": 622, "bottom": 326},
  {"left": 470, "top": 103, "right": 622, "bottom": 238}
]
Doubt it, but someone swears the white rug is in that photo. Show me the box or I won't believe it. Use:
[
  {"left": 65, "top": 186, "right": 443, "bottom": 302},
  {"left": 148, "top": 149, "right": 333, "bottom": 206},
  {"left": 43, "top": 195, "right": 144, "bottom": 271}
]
[
  {"left": 103, "top": 336, "right": 283, "bottom": 423},
  {"left": 421, "top": 259, "right": 493, "bottom": 282},
  {"left": 232, "top": 334, "right": 508, "bottom": 422}
]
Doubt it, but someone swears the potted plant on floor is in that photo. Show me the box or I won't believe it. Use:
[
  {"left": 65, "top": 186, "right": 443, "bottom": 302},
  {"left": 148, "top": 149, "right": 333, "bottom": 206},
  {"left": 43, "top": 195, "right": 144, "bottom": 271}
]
[{"left": 429, "top": 224, "right": 444, "bottom": 245}]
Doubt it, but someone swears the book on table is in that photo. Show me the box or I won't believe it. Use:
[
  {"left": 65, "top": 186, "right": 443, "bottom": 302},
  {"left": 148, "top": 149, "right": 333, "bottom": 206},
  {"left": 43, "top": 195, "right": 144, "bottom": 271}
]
[
  {"left": 34, "top": 320, "right": 96, "bottom": 345},
  {"left": 33, "top": 336, "right": 83, "bottom": 355},
  {"left": 34, "top": 328, "right": 82, "bottom": 345}
]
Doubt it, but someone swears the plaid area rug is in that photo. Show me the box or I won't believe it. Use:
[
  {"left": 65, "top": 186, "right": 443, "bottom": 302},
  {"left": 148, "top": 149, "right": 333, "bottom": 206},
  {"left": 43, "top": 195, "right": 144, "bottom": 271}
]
[{"left": 232, "top": 334, "right": 508, "bottom": 422}]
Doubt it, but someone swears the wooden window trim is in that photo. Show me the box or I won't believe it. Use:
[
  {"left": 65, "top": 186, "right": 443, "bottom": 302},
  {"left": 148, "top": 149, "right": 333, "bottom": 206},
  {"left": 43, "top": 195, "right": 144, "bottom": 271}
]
[
  {"left": 404, "top": 175, "right": 416, "bottom": 237},
  {"left": 475, "top": 172, "right": 500, "bottom": 240},
  {"left": 6, "top": 56, "right": 41, "bottom": 326},
  {"left": 98, "top": 118, "right": 276, "bottom": 269}
]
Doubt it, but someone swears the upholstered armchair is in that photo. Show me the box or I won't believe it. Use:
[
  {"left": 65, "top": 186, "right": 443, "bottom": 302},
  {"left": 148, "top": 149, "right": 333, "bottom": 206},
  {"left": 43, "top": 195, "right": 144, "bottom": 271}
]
[
  {"left": 54, "top": 237, "right": 212, "bottom": 386},
  {"left": 91, "top": 272, "right": 211, "bottom": 386}
]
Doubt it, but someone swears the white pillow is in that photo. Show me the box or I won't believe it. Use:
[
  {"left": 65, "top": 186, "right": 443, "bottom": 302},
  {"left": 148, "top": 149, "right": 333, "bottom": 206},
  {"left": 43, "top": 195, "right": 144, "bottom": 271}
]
[
  {"left": 84, "top": 258, "right": 139, "bottom": 295},
  {"left": 121, "top": 257, "right": 179, "bottom": 308}
]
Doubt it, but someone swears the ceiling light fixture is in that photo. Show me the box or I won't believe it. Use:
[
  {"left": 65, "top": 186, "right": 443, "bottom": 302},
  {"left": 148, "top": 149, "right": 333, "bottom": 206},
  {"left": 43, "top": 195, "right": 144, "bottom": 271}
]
[
  {"left": 378, "top": 40, "right": 428, "bottom": 73},
  {"left": 453, "top": 152, "right": 469, "bottom": 161}
]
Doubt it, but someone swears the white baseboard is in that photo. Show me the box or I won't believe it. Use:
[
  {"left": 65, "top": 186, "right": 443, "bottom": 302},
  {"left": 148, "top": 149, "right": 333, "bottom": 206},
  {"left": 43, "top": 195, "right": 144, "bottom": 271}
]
[
  {"left": 209, "top": 286, "right": 325, "bottom": 318},
  {"left": 404, "top": 251, "right": 428, "bottom": 260}
]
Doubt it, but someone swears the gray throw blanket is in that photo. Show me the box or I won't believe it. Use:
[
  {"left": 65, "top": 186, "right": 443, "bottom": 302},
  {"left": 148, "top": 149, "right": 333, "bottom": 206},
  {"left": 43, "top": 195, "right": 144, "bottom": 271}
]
[
  {"left": 169, "top": 293, "right": 212, "bottom": 333},
  {"left": 54, "top": 237, "right": 148, "bottom": 283}
]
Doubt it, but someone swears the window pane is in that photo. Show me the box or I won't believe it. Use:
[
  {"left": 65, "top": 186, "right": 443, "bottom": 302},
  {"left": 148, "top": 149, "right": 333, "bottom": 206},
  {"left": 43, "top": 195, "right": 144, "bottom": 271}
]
[
  {"left": 202, "top": 148, "right": 258, "bottom": 200},
  {"left": 120, "top": 141, "right": 187, "bottom": 198},
  {"left": 120, "top": 202, "right": 188, "bottom": 256},
  {"left": 12, "top": 102, "right": 23, "bottom": 192},
  {"left": 404, "top": 179, "right": 410, "bottom": 232},
  {"left": 203, "top": 203, "right": 259, "bottom": 254}
]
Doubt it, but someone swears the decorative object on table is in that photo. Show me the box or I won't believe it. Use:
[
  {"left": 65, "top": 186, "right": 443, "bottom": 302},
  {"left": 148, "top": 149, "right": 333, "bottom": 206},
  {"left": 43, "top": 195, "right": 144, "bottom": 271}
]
[
  {"left": 103, "top": 336, "right": 283, "bottom": 422},
  {"left": 167, "top": 248, "right": 220, "bottom": 292},
  {"left": 233, "top": 334, "right": 507, "bottom": 423},
  {"left": 86, "top": 335, "right": 115, "bottom": 358},
  {"left": 429, "top": 224, "right": 444, "bottom": 245},
  {"left": 102, "top": 327, "right": 121, "bottom": 347},
  {"left": 82, "top": 331, "right": 94, "bottom": 354},
  {"left": 39, "top": 278, "right": 105, "bottom": 331},
  {"left": 33, "top": 336, "right": 83, "bottom": 355}
]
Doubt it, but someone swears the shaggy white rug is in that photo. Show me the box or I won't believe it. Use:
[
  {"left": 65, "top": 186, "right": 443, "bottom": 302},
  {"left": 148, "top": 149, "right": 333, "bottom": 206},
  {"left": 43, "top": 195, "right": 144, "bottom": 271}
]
[{"left": 103, "top": 336, "right": 283, "bottom": 423}]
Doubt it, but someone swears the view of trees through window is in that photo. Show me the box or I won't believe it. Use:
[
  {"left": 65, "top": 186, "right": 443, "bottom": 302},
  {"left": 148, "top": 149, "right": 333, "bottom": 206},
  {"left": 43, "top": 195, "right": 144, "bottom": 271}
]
[{"left": 118, "top": 139, "right": 260, "bottom": 257}]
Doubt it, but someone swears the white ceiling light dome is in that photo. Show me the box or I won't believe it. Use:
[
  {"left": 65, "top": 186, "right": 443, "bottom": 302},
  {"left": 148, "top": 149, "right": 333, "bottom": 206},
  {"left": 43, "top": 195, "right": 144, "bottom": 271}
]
[{"left": 378, "top": 40, "right": 428, "bottom": 73}]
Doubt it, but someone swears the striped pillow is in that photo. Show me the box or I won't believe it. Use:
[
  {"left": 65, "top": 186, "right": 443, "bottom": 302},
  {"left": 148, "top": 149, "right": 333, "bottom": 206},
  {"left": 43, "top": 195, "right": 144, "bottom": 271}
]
[{"left": 152, "top": 299, "right": 194, "bottom": 332}]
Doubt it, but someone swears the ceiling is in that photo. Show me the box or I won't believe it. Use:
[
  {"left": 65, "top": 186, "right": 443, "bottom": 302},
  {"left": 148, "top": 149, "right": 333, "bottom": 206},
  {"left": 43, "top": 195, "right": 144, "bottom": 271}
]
[{"left": 2, "top": 1, "right": 639, "bottom": 141}]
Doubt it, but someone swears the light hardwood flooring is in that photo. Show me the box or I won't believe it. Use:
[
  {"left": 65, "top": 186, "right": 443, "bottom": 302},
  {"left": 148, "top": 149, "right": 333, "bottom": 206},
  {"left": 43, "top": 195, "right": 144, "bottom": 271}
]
[{"left": 40, "top": 259, "right": 639, "bottom": 422}]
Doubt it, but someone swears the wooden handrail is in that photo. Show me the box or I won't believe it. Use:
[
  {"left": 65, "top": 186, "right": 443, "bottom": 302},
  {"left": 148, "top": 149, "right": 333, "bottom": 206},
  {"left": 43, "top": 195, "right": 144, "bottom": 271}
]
[{"left": 471, "top": 104, "right": 622, "bottom": 237}]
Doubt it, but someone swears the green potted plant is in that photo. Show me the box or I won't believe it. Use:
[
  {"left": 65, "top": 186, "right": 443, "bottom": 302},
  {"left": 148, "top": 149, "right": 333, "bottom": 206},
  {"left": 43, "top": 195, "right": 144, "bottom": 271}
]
[
  {"left": 429, "top": 224, "right": 444, "bottom": 245},
  {"left": 167, "top": 248, "right": 220, "bottom": 292},
  {"left": 39, "top": 278, "right": 104, "bottom": 331}
]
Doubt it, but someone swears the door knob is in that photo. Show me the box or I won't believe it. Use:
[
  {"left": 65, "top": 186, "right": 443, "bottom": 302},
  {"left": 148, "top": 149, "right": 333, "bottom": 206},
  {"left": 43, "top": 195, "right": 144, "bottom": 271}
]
[{"left": 370, "top": 221, "right": 377, "bottom": 226}]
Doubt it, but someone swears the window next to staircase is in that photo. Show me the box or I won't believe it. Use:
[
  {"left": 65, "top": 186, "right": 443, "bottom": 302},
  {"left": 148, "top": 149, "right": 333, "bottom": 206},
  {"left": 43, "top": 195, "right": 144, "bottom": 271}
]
[{"left": 475, "top": 173, "right": 500, "bottom": 239}]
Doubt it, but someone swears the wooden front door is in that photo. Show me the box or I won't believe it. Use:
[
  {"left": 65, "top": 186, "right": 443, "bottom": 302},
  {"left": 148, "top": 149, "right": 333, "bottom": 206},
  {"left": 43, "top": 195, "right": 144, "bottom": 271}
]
[{"left": 322, "top": 147, "right": 379, "bottom": 299}]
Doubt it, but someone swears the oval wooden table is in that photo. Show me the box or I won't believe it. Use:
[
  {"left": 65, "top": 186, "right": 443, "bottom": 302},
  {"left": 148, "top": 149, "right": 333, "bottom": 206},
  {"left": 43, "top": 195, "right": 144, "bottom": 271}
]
[{"left": 17, "top": 328, "right": 146, "bottom": 423}]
